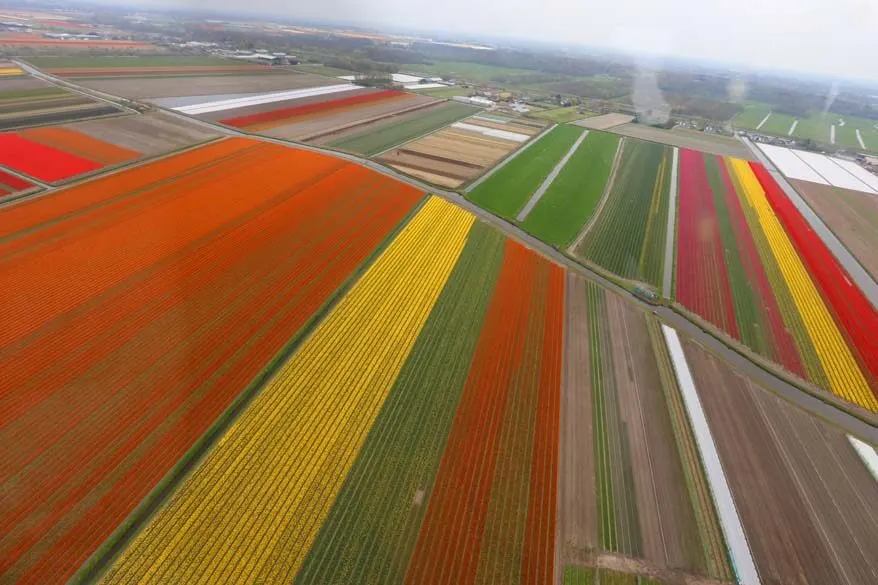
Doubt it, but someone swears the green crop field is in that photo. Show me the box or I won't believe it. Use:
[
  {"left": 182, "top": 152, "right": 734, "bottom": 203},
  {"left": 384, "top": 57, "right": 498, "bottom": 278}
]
[
  {"left": 291, "top": 64, "right": 355, "bottom": 77},
  {"left": 329, "top": 102, "right": 477, "bottom": 156},
  {"left": 792, "top": 113, "right": 833, "bottom": 142},
  {"left": 26, "top": 56, "right": 244, "bottom": 68},
  {"left": 563, "top": 566, "right": 595, "bottom": 585},
  {"left": 574, "top": 139, "right": 672, "bottom": 288},
  {"left": 759, "top": 112, "right": 797, "bottom": 136},
  {"left": 521, "top": 130, "right": 619, "bottom": 246},
  {"left": 731, "top": 102, "right": 772, "bottom": 129},
  {"left": 831, "top": 115, "right": 878, "bottom": 150},
  {"left": 467, "top": 124, "right": 582, "bottom": 219},
  {"left": 413, "top": 86, "right": 472, "bottom": 98},
  {"left": 532, "top": 106, "right": 595, "bottom": 123},
  {"left": 0, "top": 87, "right": 67, "bottom": 100}
]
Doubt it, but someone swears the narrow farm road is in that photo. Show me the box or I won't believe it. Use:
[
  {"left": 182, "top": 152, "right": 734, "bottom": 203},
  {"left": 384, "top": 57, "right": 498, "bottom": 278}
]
[
  {"left": 661, "top": 147, "right": 679, "bottom": 298},
  {"left": 14, "top": 63, "right": 876, "bottom": 440}
]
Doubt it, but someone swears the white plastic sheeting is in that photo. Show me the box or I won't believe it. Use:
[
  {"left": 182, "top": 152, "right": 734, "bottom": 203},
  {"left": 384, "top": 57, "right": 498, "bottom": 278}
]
[
  {"left": 831, "top": 159, "right": 878, "bottom": 194},
  {"left": 404, "top": 83, "right": 447, "bottom": 90},
  {"left": 173, "top": 84, "right": 358, "bottom": 115},
  {"left": 338, "top": 73, "right": 423, "bottom": 84},
  {"left": 451, "top": 122, "right": 529, "bottom": 142},
  {"left": 661, "top": 325, "right": 762, "bottom": 585},
  {"left": 758, "top": 144, "right": 827, "bottom": 184},
  {"left": 848, "top": 436, "right": 878, "bottom": 481},
  {"left": 793, "top": 150, "right": 874, "bottom": 192}
]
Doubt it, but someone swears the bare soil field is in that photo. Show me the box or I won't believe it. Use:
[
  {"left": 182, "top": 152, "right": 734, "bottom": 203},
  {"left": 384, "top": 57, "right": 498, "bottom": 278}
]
[
  {"left": 573, "top": 113, "right": 636, "bottom": 130},
  {"left": 606, "top": 123, "right": 753, "bottom": 159},
  {"left": 559, "top": 278, "right": 730, "bottom": 584},
  {"left": 263, "top": 93, "right": 435, "bottom": 141},
  {"left": 380, "top": 124, "right": 526, "bottom": 186},
  {"left": 682, "top": 338, "right": 878, "bottom": 585},
  {"left": 791, "top": 179, "right": 878, "bottom": 279},
  {"left": 79, "top": 72, "right": 338, "bottom": 99},
  {"left": 0, "top": 101, "right": 121, "bottom": 131},
  {"left": 63, "top": 112, "right": 220, "bottom": 156},
  {"left": 0, "top": 77, "right": 54, "bottom": 93}
]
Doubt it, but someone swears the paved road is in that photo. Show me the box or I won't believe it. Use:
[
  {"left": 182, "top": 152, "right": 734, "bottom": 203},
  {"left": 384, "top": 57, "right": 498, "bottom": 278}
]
[
  {"left": 742, "top": 137, "right": 878, "bottom": 309},
  {"left": 20, "top": 65, "right": 875, "bottom": 439},
  {"left": 661, "top": 147, "right": 679, "bottom": 298},
  {"left": 516, "top": 129, "right": 587, "bottom": 221}
]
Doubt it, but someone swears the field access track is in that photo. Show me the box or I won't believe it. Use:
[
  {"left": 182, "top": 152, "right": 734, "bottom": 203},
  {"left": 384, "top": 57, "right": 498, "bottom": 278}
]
[{"left": 0, "top": 137, "right": 422, "bottom": 584}]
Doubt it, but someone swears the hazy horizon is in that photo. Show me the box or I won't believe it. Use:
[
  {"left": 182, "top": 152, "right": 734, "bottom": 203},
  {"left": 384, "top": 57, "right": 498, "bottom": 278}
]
[{"left": 93, "top": 0, "right": 877, "bottom": 83}]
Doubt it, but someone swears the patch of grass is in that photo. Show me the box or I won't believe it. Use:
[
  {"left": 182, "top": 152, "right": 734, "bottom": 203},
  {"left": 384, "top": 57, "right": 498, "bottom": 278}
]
[
  {"left": 467, "top": 124, "right": 582, "bottom": 219},
  {"left": 563, "top": 566, "right": 595, "bottom": 585},
  {"left": 414, "top": 85, "right": 471, "bottom": 98},
  {"left": 598, "top": 569, "right": 638, "bottom": 584},
  {"left": 792, "top": 112, "right": 833, "bottom": 142},
  {"left": 402, "top": 60, "right": 537, "bottom": 83},
  {"left": 26, "top": 55, "right": 244, "bottom": 68},
  {"left": 330, "top": 102, "right": 478, "bottom": 156},
  {"left": 532, "top": 106, "right": 595, "bottom": 123},
  {"left": 521, "top": 130, "right": 618, "bottom": 246},
  {"left": 731, "top": 102, "right": 772, "bottom": 130},
  {"left": 0, "top": 86, "right": 68, "bottom": 100},
  {"left": 760, "top": 112, "right": 797, "bottom": 136}
]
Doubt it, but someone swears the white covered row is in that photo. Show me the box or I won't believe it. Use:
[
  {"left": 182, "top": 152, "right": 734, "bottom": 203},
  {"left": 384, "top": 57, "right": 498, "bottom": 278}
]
[
  {"left": 661, "top": 325, "right": 762, "bottom": 585},
  {"left": 758, "top": 144, "right": 827, "bottom": 184},
  {"left": 793, "top": 150, "right": 876, "bottom": 193},
  {"left": 832, "top": 158, "right": 878, "bottom": 194},
  {"left": 451, "top": 122, "right": 529, "bottom": 143},
  {"left": 404, "top": 83, "right": 447, "bottom": 90},
  {"left": 848, "top": 436, "right": 878, "bottom": 481},
  {"left": 174, "top": 84, "right": 358, "bottom": 115}
]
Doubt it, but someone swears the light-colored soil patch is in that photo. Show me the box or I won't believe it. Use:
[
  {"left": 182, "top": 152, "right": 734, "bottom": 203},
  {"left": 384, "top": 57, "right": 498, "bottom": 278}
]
[
  {"left": 791, "top": 179, "right": 878, "bottom": 279},
  {"left": 465, "top": 117, "right": 542, "bottom": 135},
  {"left": 385, "top": 163, "right": 463, "bottom": 187},
  {"left": 574, "top": 113, "right": 635, "bottom": 130},
  {"left": 560, "top": 273, "right": 597, "bottom": 564},
  {"left": 309, "top": 100, "right": 447, "bottom": 146},
  {"left": 0, "top": 77, "right": 55, "bottom": 93},
  {"left": 79, "top": 72, "right": 338, "bottom": 99},
  {"left": 63, "top": 111, "right": 220, "bottom": 156},
  {"left": 262, "top": 94, "right": 434, "bottom": 141},
  {"left": 606, "top": 123, "right": 753, "bottom": 159},
  {"left": 376, "top": 150, "right": 474, "bottom": 181}
]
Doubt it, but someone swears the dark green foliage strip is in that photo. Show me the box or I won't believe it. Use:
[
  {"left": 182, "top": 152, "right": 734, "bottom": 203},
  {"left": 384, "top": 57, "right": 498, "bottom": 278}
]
[{"left": 294, "top": 223, "right": 505, "bottom": 584}]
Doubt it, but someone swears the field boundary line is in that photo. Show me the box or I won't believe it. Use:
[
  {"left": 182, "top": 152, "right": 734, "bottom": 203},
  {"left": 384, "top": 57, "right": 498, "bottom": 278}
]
[
  {"left": 0, "top": 163, "right": 50, "bottom": 189},
  {"left": 516, "top": 129, "right": 588, "bottom": 221},
  {"left": 0, "top": 136, "right": 226, "bottom": 210},
  {"left": 755, "top": 111, "right": 771, "bottom": 130},
  {"left": 855, "top": 129, "right": 866, "bottom": 149},
  {"left": 787, "top": 119, "right": 798, "bottom": 136},
  {"left": 741, "top": 137, "right": 878, "bottom": 308},
  {"left": 567, "top": 137, "right": 625, "bottom": 254},
  {"left": 464, "top": 122, "right": 557, "bottom": 193},
  {"left": 661, "top": 147, "right": 679, "bottom": 298},
  {"left": 66, "top": 194, "right": 430, "bottom": 585},
  {"left": 660, "top": 325, "right": 762, "bottom": 585},
  {"left": 371, "top": 107, "right": 484, "bottom": 158}
]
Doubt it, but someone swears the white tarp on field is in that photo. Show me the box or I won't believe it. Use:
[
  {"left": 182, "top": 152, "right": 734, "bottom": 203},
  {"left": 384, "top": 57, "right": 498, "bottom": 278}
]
[
  {"left": 792, "top": 150, "right": 874, "bottom": 192},
  {"left": 831, "top": 159, "right": 878, "bottom": 194},
  {"left": 338, "top": 73, "right": 424, "bottom": 84},
  {"left": 451, "top": 122, "right": 529, "bottom": 142},
  {"left": 404, "top": 83, "right": 447, "bottom": 90},
  {"left": 661, "top": 325, "right": 762, "bottom": 585},
  {"left": 758, "top": 144, "right": 827, "bottom": 184},
  {"left": 174, "top": 84, "right": 358, "bottom": 115},
  {"left": 848, "top": 436, "right": 878, "bottom": 481}
]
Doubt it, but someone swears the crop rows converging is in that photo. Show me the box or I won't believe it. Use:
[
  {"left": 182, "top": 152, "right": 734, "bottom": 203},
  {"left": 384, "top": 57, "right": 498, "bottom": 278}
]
[
  {"left": 675, "top": 147, "right": 877, "bottom": 411},
  {"left": 0, "top": 126, "right": 140, "bottom": 182},
  {"left": 573, "top": 140, "right": 672, "bottom": 289},
  {"left": 97, "top": 196, "right": 566, "bottom": 585},
  {"left": 0, "top": 137, "right": 422, "bottom": 584}
]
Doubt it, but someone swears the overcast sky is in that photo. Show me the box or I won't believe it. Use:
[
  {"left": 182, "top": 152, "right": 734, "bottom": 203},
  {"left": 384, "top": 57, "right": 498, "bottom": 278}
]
[{"left": 123, "top": 0, "right": 878, "bottom": 81}]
